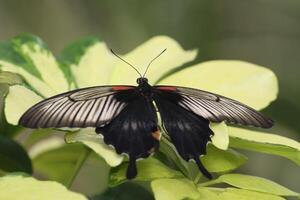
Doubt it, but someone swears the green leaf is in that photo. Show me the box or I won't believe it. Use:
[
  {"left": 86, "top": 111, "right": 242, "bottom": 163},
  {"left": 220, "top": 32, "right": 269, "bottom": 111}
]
[
  {"left": 210, "top": 122, "right": 229, "bottom": 150},
  {"left": 109, "top": 36, "right": 197, "bottom": 85},
  {"left": 64, "top": 36, "right": 195, "bottom": 88},
  {"left": 197, "top": 187, "right": 221, "bottom": 200},
  {"left": 65, "top": 128, "right": 123, "bottom": 167},
  {"left": 0, "top": 34, "right": 42, "bottom": 78},
  {"left": 63, "top": 39, "right": 117, "bottom": 88},
  {"left": 228, "top": 127, "right": 300, "bottom": 165},
  {"left": 59, "top": 37, "right": 99, "bottom": 87},
  {"left": 27, "top": 132, "right": 65, "bottom": 158},
  {"left": 183, "top": 145, "right": 246, "bottom": 184},
  {"left": 33, "top": 143, "right": 87, "bottom": 186},
  {"left": 158, "top": 137, "right": 246, "bottom": 180},
  {"left": 202, "top": 144, "right": 247, "bottom": 173},
  {"left": 158, "top": 136, "right": 190, "bottom": 177},
  {"left": 203, "top": 174, "right": 298, "bottom": 197},
  {"left": 159, "top": 60, "right": 278, "bottom": 110},
  {"left": 109, "top": 157, "right": 183, "bottom": 186},
  {"left": 60, "top": 37, "right": 100, "bottom": 66},
  {"left": 0, "top": 174, "right": 87, "bottom": 200},
  {"left": 221, "top": 174, "right": 298, "bottom": 196},
  {"left": 4, "top": 85, "right": 43, "bottom": 125},
  {"left": 151, "top": 178, "right": 200, "bottom": 200},
  {"left": 0, "top": 71, "right": 23, "bottom": 85},
  {"left": 32, "top": 137, "right": 109, "bottom": 194},
  {"left": 0, "top": 135, "right": 32, "bottom": 174},
  {"left": 93, "top": 182, "right": 154, "bottom": 200},
  {"left": 0, "top": 34, "right": 69, "bottom": 97},
  {"left": 23, "top": 128, "right": 59, "bottom": 149},
  {"left": 0, "top": 83, "right": 22, "bottom": 138},
  {"left": 218, "top": 188, "right": 285, "bottom": 200}
]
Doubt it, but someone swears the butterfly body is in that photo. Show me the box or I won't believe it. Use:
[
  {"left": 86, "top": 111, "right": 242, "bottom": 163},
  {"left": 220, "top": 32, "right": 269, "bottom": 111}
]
[{"left": 97, "top": 77, "right": 214, "bottom": 179}]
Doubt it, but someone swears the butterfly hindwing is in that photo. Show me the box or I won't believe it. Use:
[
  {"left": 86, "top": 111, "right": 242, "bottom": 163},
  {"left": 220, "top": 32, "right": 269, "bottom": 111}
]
[
  {"left": 155, "top": 86, "right": 273, "bottom": 128},
  {"left": 153, "top": 90, "right": 213, "bottom": 179},
  {"left": 96, "top": 93, "right": 159, "bottom": 179},
  {"left": 19, "top": 86, "right": 135, "bottom": 128}
]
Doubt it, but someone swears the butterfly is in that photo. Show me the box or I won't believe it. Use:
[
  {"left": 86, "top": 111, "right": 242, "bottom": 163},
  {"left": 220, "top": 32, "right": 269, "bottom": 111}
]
[{"left": 19, "top": 49, "right": 273, "bottom": 180}]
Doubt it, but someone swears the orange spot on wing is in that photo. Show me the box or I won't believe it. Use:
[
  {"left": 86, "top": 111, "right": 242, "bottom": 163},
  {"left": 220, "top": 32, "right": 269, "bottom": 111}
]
[
  {"left": 112, "top": 86, "right": 133, "bottom": 91},
  {"left": 152, "top": 130, "right": 161, "bottom": 141}
]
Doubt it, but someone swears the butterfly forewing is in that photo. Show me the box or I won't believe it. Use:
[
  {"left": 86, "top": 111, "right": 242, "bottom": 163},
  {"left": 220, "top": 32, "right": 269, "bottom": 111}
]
[
  {"left": 154, "top": 86, "right": 273, "bottom": 128},
  {"left": 19, "top": 86, "right": 135, "bottom": 128}
]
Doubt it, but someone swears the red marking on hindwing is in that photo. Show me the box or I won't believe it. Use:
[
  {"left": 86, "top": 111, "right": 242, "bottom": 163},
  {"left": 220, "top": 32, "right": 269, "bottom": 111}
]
[
  {"left": 157, "top": 86, "right": 177, "bottom": 91},
  {"left": 112, "top": 86, "right": 133, "bottom": 91}
]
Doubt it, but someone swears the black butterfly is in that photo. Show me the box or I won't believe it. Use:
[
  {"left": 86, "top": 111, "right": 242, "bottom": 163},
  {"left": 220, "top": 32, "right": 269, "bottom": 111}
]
[{"left": 19, "top": 49, "right": 273, "bottom": 180}]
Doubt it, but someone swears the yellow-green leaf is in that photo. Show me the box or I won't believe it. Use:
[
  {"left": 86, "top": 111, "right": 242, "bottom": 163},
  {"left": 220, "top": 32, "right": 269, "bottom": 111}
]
[
  {"left": 0, "top": 61, "right": 57, "bottom": 97},
  {"left": 68, "top": 41, "right": 117, "bottom": 88},
  {"left": 229, "top": 127, "right": 300, "bottom": 165},
  {"left": 151, "top": 178, "right": 200, "bottom": 200},
  {"left": 159, "top": 136, "right": 190, "bottom": 177},
  {"left": 65, "top": 128, "right": 123, "bottom": 167},
  {"left": 218, "top": 174, "right": 298, "bottom": 196},
  {"left": 0, "top": 35, "right": 69, "bottom": 97},
  {"left": 219, "top": 188, "right": 285, "bottom": 200},
  {"left": 28, "top": 134, "right": 65, "bottom": 158},
  {"left": 109, "top": 157, "right": 183, "bottom": 186},
  {"left": 197, "top": 187, "right": 221, "bottom": 200},
  {"left": 159, "top": 137, "right": 246, "bottom": 177},
  {"left": 202, "top": 145, "right": 247, "bottom": 173},
  {"left": 159, "top": 60, "right": 278, "bottom": 110},
  {"left": 0, "top": 174, "right": 87, "bottom": 200},
  {"left": 0, "top": 71, "right": 23, "bottom": 85},
  {"left": 20, "top": 43, "right": 69, "bottom": 96},
  {"left": 33, "top": 144, "right": 90, "bottom": 186},
  {"left": 109, "top": 36, "right": 197, "bottom": 85},
  {"left": 210, "top": 122, "right": 229, "bottom": 150},
  {"left": 4, "top": 85, "right": 43, "bottom": 125}
]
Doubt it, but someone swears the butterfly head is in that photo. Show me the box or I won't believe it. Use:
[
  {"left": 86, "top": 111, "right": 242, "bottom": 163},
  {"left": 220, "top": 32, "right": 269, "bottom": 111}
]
[{"left": 136, "top": 77, "right": 148, "bottom": 85}]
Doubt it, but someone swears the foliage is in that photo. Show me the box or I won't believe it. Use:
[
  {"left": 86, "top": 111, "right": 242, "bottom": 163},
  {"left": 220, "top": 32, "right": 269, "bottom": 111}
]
[
  {"left": 0, "top": 174, "right": 87, "bottom": 200},
  {"left": 0, "top": 34, "right": 299, "bottom": 199}
]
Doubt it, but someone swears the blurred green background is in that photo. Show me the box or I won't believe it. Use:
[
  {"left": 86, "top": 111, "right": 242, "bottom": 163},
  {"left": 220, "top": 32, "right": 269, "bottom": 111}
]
[{"left": 0, "top": 0, "right": 299, "bottom": 198}]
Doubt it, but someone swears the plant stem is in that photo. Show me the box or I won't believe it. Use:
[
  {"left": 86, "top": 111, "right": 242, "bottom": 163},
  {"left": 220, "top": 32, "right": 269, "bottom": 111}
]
[
  {"left": 193, "top": 172, "right": 202, "bottom": 184},
  {"left": 66, "top": 147, "right": 91, "bottom": 189}
]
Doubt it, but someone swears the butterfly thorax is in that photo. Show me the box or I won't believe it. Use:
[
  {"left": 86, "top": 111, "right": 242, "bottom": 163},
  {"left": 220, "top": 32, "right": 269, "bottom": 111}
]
[{"left": 136, "top": 77, "right": 153, "bottom": 99}]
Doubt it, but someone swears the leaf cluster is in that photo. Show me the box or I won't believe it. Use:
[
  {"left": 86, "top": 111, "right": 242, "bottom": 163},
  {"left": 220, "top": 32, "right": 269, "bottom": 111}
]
[{"left": 0, "top": 34, "right": 299, "bottom": 199}]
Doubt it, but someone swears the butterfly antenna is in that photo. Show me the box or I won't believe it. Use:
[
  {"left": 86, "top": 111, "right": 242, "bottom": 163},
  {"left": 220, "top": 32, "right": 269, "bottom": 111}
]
[
  {"left": 143, "top": 48, "right": 167, "bottom": 77},
  {"left": 110, "top": 49, "right": 142, "bottom": 77}
]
